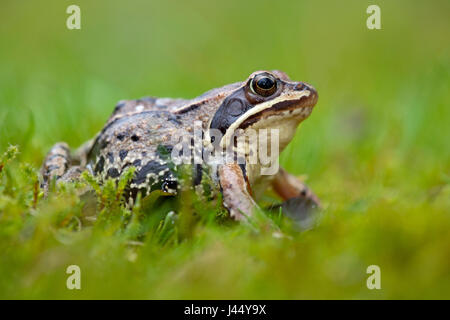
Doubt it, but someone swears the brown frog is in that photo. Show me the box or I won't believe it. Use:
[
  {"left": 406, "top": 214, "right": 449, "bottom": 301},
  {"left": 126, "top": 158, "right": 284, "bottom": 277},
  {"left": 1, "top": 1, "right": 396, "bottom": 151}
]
[{"left": 41, "top": 70, "right": 320, "bottom": 222}]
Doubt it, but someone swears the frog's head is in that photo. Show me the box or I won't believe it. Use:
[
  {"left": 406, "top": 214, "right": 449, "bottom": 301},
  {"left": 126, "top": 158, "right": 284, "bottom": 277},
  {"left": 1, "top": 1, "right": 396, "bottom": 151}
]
[{"left": 209, "top": 70, "right": 318, "bottom": 152}]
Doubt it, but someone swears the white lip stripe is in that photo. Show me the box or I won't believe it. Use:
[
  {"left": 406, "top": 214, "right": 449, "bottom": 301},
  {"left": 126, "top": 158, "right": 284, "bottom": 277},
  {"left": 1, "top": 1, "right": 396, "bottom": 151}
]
[{"left": 219, "top": 90, "right": 311, "bottom": 148}]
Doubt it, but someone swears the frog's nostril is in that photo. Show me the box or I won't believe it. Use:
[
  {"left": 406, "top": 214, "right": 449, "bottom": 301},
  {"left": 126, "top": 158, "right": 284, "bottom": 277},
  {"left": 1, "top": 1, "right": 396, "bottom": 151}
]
[
  {"left": 294, "top": 83, "right": 306, "bottom": 91},
  {"left": 296, "top": 82, "right": 318, "bottom": 100}
]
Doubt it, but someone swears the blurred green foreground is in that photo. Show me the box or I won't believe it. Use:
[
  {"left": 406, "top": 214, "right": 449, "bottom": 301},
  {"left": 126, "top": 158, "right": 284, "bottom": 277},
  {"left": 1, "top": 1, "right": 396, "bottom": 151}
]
[{"left": 0, "top": 0, "right": 449, "bottom": 299}]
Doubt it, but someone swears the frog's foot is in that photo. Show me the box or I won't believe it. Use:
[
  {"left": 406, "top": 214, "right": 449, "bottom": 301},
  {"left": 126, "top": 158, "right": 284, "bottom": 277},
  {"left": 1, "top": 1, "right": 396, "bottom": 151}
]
[
  {"left": 41, "top": 142, "right": 83, "bottom": 192},
  {"left": 267, "top": 196, "right": 318, "bottom": 231},
  {"left": 271, "top": 167, "right": 321, "bottom": 223}
]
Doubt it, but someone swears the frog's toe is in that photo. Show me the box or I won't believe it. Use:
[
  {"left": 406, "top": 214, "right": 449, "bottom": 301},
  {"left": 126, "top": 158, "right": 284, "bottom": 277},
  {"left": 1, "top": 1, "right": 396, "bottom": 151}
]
[{"left": 41, "top": 142, "right": 84, "bottom": 192}]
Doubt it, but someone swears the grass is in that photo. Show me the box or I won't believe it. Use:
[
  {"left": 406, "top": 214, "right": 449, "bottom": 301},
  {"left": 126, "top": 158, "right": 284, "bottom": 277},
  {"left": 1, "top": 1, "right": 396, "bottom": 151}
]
[{"left": 0, "top": 0, "right": 449, "bottom": 299}]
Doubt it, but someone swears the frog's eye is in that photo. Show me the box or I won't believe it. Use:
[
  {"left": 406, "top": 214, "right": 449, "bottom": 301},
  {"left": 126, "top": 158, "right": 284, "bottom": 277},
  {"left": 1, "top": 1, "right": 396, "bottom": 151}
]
[{"left": 251, "top": 74, "right": 277, "bottom": 97}]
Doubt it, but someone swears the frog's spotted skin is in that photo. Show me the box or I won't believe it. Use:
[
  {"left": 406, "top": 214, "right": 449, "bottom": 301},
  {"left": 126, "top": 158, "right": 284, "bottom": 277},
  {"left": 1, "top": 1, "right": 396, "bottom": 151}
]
[
  {"left": 88, "top": 110, "right": 179, "bottom": 197},
  {"left": 42, "top": 70, "right": 320, "bottom": 221},
  {"left": 80, "top": 84, "right": 243, "bottom": 199}
]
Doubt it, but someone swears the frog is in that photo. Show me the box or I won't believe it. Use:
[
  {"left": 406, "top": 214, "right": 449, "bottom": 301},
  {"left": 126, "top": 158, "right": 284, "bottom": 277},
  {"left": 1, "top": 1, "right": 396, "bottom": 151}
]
[{"left": 41, "top": 70, "right": 320, "bottom": 222}]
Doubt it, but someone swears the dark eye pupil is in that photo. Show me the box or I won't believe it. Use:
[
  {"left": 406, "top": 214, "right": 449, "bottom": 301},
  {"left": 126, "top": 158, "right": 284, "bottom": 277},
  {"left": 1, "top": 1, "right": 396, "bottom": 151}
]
[
  {"left": 257, "top": 77, "right": 274, "bottom": 89},
  {"left": 251, "top": 74, "right": 277, "bottom": 97}
]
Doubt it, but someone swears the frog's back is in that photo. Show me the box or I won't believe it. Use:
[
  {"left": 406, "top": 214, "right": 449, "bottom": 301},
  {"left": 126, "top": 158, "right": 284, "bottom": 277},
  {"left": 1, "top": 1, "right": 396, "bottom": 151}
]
[
  {"left": 87, "top": 103, "right": 185, "bottom": 197},
  {"left": 85, "top": 82, "right": 243, "bottom": 197},
  {"left": 107, "top": 96, "right": 188, "bottom": 121}
]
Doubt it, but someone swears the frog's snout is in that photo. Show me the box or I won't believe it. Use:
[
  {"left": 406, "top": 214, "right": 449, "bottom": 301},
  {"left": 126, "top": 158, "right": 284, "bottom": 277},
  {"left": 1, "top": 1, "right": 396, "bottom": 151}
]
[{"left": 294, "top": 82, "right": 318, "bottom": 106}]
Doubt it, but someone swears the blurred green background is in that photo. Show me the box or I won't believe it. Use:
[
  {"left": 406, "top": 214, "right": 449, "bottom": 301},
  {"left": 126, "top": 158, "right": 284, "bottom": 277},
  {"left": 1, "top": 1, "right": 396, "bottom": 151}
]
[{"left": 0, "top": 0, "right": 449, "bottom": 299}]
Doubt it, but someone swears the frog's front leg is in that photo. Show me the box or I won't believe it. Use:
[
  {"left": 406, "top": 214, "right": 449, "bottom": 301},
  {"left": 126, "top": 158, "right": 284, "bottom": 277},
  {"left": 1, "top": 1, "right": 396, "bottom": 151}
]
[
  {"left": 218, "top": 163, "right": 257, "bottom": 221},
  {"left": 271, "top": 167, "right": 321, "bottom": 218},
  {"left": 40, "top": 142, "right": 83, "bottom": 192},
  {"left": 218, "top": 164, "right": 284, "bottom": 236}
]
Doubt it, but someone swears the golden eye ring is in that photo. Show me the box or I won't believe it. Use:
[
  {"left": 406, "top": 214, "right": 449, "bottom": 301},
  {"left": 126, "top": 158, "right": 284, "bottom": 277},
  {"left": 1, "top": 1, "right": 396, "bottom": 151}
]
[{"left": 250, "top": 73, "right": 277, "bottom": 97}]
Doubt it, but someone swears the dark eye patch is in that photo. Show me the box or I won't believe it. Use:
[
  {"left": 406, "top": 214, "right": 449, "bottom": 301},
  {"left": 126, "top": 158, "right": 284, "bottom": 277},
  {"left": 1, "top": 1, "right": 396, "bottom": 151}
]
[
  {"left": 210, "top": 88, "right": 253, "bottom": 135},
  {"left": 226, "top": 98, "right": 247, "bottom": 116},
  {"left": 209, "top": 73, "right": 284, "bottom": 138}
]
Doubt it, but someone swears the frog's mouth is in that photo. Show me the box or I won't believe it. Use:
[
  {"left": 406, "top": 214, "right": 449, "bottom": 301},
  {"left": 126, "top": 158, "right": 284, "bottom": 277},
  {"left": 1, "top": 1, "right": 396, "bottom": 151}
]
[
  {"left": 219, "top": 87, "right": 317, "bottom": 148},
  {"left": 239, "top": 91, "right": 318, "bottom": 130}
]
